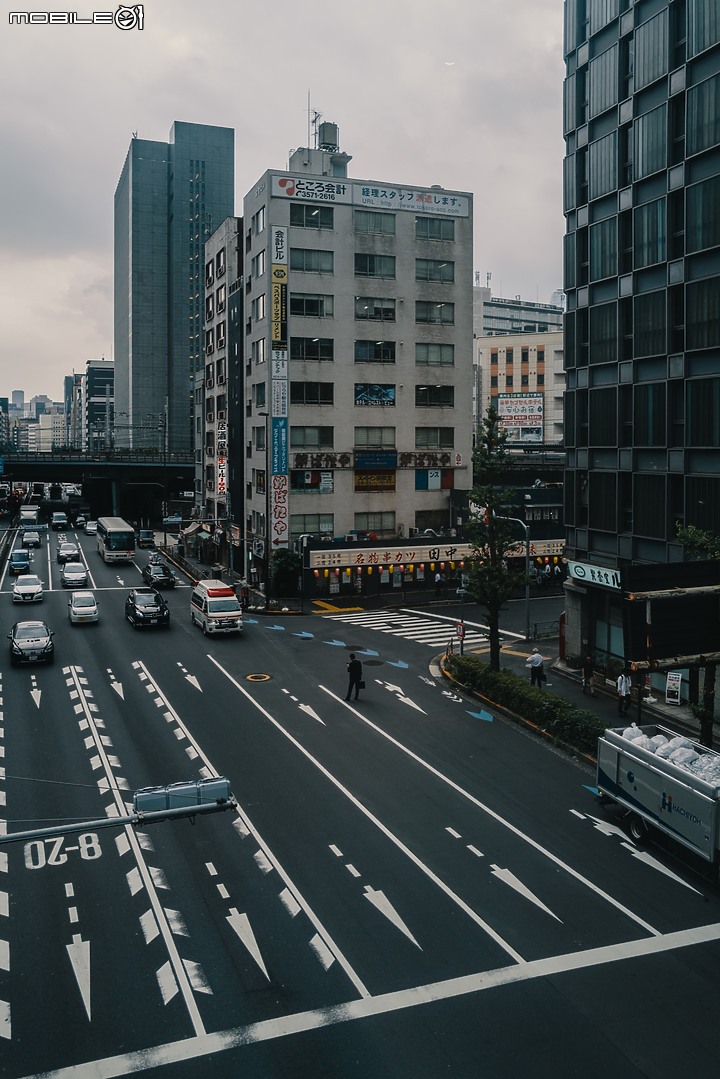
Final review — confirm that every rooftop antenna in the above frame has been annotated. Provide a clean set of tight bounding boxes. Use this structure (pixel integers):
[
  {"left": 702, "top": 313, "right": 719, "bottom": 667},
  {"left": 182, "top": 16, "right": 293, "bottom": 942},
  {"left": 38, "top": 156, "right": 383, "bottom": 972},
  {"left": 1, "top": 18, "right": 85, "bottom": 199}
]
[{"left": 311, "top": 108, "right": 322, "bottom": 149}]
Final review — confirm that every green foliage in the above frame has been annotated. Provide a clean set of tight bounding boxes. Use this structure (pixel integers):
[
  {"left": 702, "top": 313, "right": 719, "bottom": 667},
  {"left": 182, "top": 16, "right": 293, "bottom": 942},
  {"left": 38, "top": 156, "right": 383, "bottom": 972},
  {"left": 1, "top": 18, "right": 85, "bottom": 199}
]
[
  {"left": 676, "top": 523, "right": 720, "bottom": 560},
  {"left": 270, "top": 549, "right": 301, "bottom": 596},
  {"left": 447, "top": 654, "right": 607, "bottom": 755}
]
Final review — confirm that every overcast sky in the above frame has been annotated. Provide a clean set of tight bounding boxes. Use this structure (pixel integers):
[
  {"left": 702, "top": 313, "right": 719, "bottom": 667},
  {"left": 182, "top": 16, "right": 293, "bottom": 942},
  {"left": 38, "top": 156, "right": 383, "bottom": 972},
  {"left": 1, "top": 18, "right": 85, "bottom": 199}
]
[{"left": 0, "top": 0, "right": 565, "bottom": 402}]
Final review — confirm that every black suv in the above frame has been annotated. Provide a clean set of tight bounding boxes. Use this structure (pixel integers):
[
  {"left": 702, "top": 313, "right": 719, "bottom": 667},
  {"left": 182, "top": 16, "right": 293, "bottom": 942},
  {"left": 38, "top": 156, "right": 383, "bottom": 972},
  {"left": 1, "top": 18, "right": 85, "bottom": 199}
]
[
  {"left": 125, "top": 587, "right": 170, "bottom": 629},
  {"left": 141, "top": 562, "right": 176, "bottom": 589}
]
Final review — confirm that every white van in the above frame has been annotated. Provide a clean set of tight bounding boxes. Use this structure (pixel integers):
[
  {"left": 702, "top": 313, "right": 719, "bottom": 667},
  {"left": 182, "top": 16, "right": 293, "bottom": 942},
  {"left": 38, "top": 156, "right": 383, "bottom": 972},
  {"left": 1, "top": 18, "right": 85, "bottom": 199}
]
[{"left": 190, "top": 580, "right": 243, "bottom": 635}]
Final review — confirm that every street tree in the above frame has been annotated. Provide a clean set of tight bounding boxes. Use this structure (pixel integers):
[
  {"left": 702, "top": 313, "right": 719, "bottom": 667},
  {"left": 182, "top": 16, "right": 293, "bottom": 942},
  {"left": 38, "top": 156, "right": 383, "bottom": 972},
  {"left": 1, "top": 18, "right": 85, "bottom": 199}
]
[{"left": 465, "top": 407, "right": 529, "bottom": 671}]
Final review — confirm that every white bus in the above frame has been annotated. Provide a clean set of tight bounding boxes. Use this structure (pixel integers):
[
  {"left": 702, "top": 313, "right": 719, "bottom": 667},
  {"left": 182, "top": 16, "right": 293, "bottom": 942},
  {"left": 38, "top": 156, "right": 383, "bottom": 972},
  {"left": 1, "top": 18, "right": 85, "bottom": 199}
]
[{"left": 96, "top": 517, "right": 136, "bottom": 563}]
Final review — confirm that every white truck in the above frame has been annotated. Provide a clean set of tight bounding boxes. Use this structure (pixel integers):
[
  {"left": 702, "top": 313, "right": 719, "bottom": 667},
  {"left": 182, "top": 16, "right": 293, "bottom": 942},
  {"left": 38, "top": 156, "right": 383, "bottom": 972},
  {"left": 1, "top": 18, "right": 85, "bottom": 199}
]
[{"left": 596, "top": 723, "right": 720, "bottom": 872}]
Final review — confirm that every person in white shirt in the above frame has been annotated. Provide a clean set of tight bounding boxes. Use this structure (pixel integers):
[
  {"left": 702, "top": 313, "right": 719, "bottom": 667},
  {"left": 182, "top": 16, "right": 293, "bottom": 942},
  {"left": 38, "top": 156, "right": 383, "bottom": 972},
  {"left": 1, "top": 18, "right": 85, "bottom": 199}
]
[
  {"left": 616, "top": 668, "right": 632, "bottom": 715},
  {"left": 527, "top": 648, "right": 545, "bottom": 688}
]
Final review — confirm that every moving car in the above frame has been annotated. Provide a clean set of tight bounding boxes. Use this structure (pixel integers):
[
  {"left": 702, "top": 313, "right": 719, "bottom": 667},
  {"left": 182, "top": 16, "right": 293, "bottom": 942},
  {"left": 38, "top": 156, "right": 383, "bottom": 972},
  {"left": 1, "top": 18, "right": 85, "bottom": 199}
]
[
  {"left": 12, "top": 574, "right": 44, "bottom": 603},
  {"left": 162, "top": 512, "right": 183, "bottom": 526},
  {"left": 137, "top": 529, "right": 155, "bottom": 549},
  {"left": 190, "top": 580, "right": 243, "bottom": 635},
  {"left": 21, "top": 531, "right": 41, "bottom": 549},
  {"left": 8, "top": 620, "right": 54, "bottom": 666},
  {"left": 51, "top": 512, "right": 69, "bottom": 531},
  {"left": 61, "top": 562, "right": 89, "bottom": 588},
  {"left": 74, "top": 514, "right": 87, "bottom": 528},
  {"left": 141, "top": 562, "right": 176, "bottom": 589},
  {"left": 84, "top": 520, "right": 97, "bottom": 535},
  {"left": 68, "top": 590, "right": 99, "bottom": 624},
  {"left": 57, "top": 541, "right": 79, "bottom": 564},
  {"left": 8, "top": 550, "right": 31, "bottom": 575},
  {"left": 125, "top": 587, "right": 170, "bottom": 629}
]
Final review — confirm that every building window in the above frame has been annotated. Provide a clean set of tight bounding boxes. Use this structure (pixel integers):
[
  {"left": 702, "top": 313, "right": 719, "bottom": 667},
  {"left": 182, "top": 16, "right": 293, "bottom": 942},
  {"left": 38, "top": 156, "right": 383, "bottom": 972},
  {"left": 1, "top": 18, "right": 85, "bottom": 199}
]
[
  {"left": 589, "top": 302, "right": 617, "bottom": 364},
  {"left": 634, "top": 383, "right": 667, "bottom": 446},
  {"left": 634, "top": 104, "right": 667, "bottom": 179},
  {"left": 355, "top": 340, "right": 396, "bottom": 363},
  {"left": 354, "top": 209, "right": 396, "bottom": 234},
  {"left": 290, "top": 203, "right": 334, "bottom": 229},
  {"left": 355, "top": 296, "right": 396, "bottom": 321},
  {"left": 290, "top": 248, "right": 334, "bottom": 274},
  {"left": 415, "top": 258, "right": 454, "bottom": 283},
  {"left": 291, "top": 470, "right": 334, "bottom": 493},
  {"left": 416, "top": 217, "right": 455, "bottom": 241},
  {"left": 291, "top": 337, "right": 334, "bottom": 362},
  {"left": 634, "top": 10, "right": 668, "bottom": 91},
  {"left": 688, "top": 0, "right": 720, "bottom": 56},
  {"left": 415, "top": 301, "right": 454, "bottom": 324},
  {"left": 216, "top": 283, "right": 226, "bottom": 312},
  {"left": 290, "top": 426, "right": 334, "bottom": 449},
  {"left": 289, "top": 513, "right": 334, "bottom": 538},
  {"left": 588, "top": 131, "right": 617, "bottom": 200},
  {"left": 205, "top": 295, "right": 214, "bottom": 321},
  {"left": 354, "top": 384, "right": 396, "bottom": 406},
  {"left": 254, "top": 425, "right": 266, "bottom": 451},
  {"left": 205, "top": 259, "right": 214, "bottom": 286},
  {"left": 688, "top": 73, "right": 720, "bottom": 156},
  {"left": 415, "top": 343, "right": 454, "bottom": 366},
  {"left": 686, "top": 175, "right": 720, "bottom": 253},
  {"left": 290, "top": 382, "right": 334, "bottom": 405},
  {"left": 634, "top": 291, "right": 666, "bottom": 356},
  {"left": 252, "top": 338, "right": 267, "bottom": 364},
  {"left": 354, "top": 427, "right": 396, "bottom": 448},
  {"left": 251, "top": 295, "right": 266, "bottom": 321},
  {"left": 216, "top": 249, "right": 225, "bottom": 276},
  {"left": 205, "top": 329, "right": 214, "bottom": 355},
  {"left": 354, "top": 254, "right": 396, "bottom": 278},
  {"left": 251, "top": 250, "right": 265, "bottom": 278},
  {"left": 589, "top": 386, "right": 618, "bottom": 446},
  {"left": 415, "top": 427, "right": 454, "bottom": 449},
  {"left": 355, "top": 512, "right": 396, "bottom": 532},
  {"left": 415, "top": 385, "right": 454, "bottom": 407},
  {"left": 253, "top": 382, "right": 266, "bottom": 407},
  {"left": 588, "top": 44, "right": 618, "bottom": 118},
  {"left": 252, "top": 207, "right": 265, "bottom": 234},
  {"left": 589, "top": 217, "right": 618, "bottom": 280},
  {"left": 634, "top": 198, "right": 666, "bottom": 267},
  {"left": 687, "top": 378, "right": 720, "bottom": 446},
  {"left": 215, "top": 321, "right": 225, "bottom": 349},
  {"left": 290, "top": 293, "right": 334, "bottom": 318},
  {"left": 686, "top": 278, "right": 720, "bottom": 350}
]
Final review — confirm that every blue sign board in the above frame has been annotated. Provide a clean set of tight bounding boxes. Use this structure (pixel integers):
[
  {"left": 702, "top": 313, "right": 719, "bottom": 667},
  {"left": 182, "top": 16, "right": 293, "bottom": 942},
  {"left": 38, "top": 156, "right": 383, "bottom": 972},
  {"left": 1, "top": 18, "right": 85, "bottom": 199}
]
[
  {"left": 353, "top": 450, "right": 398, "bottom": 469},
  {"left": 271, "top": 417, "right": 288, "bottom": 475}
]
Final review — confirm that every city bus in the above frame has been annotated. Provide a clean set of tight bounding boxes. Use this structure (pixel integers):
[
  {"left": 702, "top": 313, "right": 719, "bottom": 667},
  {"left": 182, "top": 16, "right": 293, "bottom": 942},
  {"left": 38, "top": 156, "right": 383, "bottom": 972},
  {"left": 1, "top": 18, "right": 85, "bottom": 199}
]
[{"left": 96, "top": 517, "right": 136, "bottom": 563}]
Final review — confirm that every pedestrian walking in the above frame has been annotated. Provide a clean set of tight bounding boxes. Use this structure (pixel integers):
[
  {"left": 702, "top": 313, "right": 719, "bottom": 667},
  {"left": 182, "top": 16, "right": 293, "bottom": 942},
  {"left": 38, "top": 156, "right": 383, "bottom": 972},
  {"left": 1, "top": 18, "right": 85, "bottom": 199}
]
[
  {"left": 345, "top": 653, "right": 363, "bottom": 701},
  {"left": 434, "top": 570, "right": 443, "bottom": 597},
  {"left": 526, "top": 647, "right": 545, "bottom": 689},
  {"left": 617, "top": 667, "right": 632, "bottom": 715},
  {"left": 581, "top": 654, "right": 596, "bottom": 696}
]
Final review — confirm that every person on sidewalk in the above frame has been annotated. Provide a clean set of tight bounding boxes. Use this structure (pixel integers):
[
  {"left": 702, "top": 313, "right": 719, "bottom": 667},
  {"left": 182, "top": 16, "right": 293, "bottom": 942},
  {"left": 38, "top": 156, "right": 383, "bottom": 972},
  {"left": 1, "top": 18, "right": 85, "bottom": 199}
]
[
  {"left": 582, "top": 655, "right": 596, "bottom": 697},
  {"left": 345, "top": 653, "right": 363, "bottom": 701},
  {"left": 526, "top": 648, "right": 545, "bottom": 689},
  {"left": 617, "top": 667, "right": 633, "bottom": 715}
]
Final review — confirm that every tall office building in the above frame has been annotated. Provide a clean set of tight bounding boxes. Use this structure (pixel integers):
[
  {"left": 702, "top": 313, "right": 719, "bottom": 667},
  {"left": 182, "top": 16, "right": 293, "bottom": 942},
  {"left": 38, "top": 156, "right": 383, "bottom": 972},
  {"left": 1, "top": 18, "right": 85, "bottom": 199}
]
[
  {"left": 114, "top": 121, "right": 234, "bottom": 452},
  {"left": 562, "top": 1, "right": 720, "bottom": 663},
  {"left": 238, "top": 124, "right": 473, "bottom": 590}
]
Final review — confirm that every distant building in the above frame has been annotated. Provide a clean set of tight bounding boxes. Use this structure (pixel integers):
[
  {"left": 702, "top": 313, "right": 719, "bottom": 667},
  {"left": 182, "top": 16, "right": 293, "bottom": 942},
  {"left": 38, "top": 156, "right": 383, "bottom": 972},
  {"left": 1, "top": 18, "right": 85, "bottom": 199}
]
[
  {"left": 114, "top": 121, "right": 234, "bottom": 453},
  {"left": 474, "top": 330, "right": 564, "bottom": 446},
  {"left": 84, "top": 359, "right": 114, "bottom": 452},
  {"left": 473, "top": 286, "right": 564, "bottom": 336}
]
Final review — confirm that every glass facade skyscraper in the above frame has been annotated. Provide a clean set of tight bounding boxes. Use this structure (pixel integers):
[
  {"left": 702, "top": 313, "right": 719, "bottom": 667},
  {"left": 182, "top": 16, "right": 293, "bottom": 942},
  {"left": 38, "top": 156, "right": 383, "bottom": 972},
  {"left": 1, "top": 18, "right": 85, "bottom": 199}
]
[
  {"left": 114, "top": 121, "right": 234, "bottom": 452},
  {"left": 563, "top": 0, "right": 720, "bottom": 662}
]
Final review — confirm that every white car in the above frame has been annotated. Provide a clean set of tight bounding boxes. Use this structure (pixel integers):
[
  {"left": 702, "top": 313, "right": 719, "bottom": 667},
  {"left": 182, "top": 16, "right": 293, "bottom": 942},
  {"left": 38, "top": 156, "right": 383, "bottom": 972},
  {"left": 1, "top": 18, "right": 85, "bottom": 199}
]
[
  {"left": 12, "top": 574, "right": 44, "bottom": 603},
  {"left": 61, "top": 562, "right": 89, "bottom": 588},
  {"left": 68, "top": 590, "right": 98, "bottom": 624},
  {"left": 84, "top": 520, "right": 97, "bottom": 535}
]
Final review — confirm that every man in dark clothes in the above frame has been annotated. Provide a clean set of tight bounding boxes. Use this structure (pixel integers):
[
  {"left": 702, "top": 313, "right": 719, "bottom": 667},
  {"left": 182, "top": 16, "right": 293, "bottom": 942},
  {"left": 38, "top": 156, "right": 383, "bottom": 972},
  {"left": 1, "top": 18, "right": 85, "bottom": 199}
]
[{"left": 345, "top": 653, "right": 363, "bottom": 701}]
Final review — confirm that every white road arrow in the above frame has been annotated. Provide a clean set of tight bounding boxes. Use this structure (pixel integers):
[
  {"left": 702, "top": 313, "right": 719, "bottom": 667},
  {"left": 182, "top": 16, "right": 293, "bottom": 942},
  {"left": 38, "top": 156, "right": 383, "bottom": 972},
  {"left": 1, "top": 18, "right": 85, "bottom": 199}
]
[
  {"left": 111, "top": 681, "right": 124, "bottom": 700},
  {"left": 584, "top": 813, "right": 627, "bottom": 840},
  {"left": 397, "top": 696, "right": 427, "bottom": 714},
  {"left": 185, "top": 674, "right": 202, "bottom": 691},
  {"left": 30, "top": 688, "right": 41, "bottom": 709},
  {"left": 226, "top": 908, "right": 269, "bottom": 980},
  {"left": 384, "top": 682, "right": 405, "bottom": 694},
  {"left": 67, "top": 934, "right": 91, "bottom": 1019},
  {"left": 620, "top": 842, "right": 703, "bottom": 893},
  {"left": 363, "top": 887, "right": 421, "bottom": 948},
  {"left": 490, "top": 865, "right": 562, "bottom": 922},
  {"left": 299, "top": 704, "right": 325, "bottom": 725}
]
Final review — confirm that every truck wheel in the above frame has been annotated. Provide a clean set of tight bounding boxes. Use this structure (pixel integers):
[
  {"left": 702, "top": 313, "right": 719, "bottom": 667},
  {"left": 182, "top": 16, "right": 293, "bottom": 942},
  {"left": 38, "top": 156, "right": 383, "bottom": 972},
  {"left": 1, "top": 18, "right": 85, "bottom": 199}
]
[{"left": 628, "top": 814, "right": 648, "bottom": 843}]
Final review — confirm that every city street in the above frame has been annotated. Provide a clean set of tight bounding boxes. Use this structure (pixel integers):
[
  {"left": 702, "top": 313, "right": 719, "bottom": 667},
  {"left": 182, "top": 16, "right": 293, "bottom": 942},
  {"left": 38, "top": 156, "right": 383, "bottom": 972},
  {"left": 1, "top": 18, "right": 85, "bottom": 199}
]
[{"left": 1, "top": 530, "right": 719, "bottom": 1077}]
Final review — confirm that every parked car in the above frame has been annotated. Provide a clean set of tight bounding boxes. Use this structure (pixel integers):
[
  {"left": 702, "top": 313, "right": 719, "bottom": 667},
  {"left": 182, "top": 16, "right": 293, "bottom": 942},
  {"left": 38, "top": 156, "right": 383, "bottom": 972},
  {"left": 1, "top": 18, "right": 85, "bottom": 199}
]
[
  {"left": 141, "top": 562, "right": 176, "bottom": 589},
  {"left": 125, "top": 587, "right": 170, "bottom": 629},
  {"left": 21, "top": 531, "right": 41, "bottom": 549},
  {"left": 61, "top": 562, "right": 89, "bottom": 588},
  {"left": 84, "top": 520, "right": 98, "bottom": 535},
  {"left": 8, "top": 550, "right": 31, "bottom": 575},
  {"left": 12, "top": 574, "right": 44, "bottom": 603},
  {"left": 57, "top": 541, "right": 79, "bottom": 564},
  {"left": 68, "top": 590, "right": 99, "bottom": 624},
  {"left": 137, "top": 529, "right": 155, "bottom": 549},
  {"left": 8, "top": 620, "right": 54, "bottom": 666}
]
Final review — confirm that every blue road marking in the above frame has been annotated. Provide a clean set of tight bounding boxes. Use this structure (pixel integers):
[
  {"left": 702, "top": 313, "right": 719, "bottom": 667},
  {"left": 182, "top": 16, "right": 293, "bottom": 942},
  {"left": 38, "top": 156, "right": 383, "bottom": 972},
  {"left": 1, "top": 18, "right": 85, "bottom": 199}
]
[
  {"left": 583, "top": 784, "right": 600, "bottom": 795},
  {"left": 356, "top": 648, "right": 379, "bottom": 656},
  {"left": 266, "top": 624, "right": 286, "bottom": 632},
  {"left": 387, "top": 660, "right": 409, "bottom": 668},
  {"left": 323, "top": 639, "right": 347, "bottom": 647},
  {"left": 292, "top": 631, "right": 314, "bottom": 639},
  {"left": 467, "top": 710, "right": 494, "bottom": 723}
]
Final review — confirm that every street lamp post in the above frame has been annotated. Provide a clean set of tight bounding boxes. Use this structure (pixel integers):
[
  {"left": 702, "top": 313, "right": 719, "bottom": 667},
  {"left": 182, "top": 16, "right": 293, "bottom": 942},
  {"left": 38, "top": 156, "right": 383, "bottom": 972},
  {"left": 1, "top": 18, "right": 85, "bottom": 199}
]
[{"left": 496, "top": 515, "right": 531, "bottom": 641}]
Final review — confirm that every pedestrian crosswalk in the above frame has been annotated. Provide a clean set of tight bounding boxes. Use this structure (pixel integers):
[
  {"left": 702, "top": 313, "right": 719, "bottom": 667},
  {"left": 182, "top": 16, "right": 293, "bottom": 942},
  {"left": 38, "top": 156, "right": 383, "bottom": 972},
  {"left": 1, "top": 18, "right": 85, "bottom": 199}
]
[{"left": 322, "top": 609, "right": 491, "bottom": 649}]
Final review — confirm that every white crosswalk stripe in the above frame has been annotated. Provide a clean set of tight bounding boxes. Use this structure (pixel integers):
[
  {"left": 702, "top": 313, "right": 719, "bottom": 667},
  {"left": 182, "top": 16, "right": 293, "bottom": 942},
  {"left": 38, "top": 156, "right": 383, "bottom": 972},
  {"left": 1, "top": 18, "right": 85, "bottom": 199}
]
[{"left": 323, "top": 609, "right": 490, "bottom": 649}]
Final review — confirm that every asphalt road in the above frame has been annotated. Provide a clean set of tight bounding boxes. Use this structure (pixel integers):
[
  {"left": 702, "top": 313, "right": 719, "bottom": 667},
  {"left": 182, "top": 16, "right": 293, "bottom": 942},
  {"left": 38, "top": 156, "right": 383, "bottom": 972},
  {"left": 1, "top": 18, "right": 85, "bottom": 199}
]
[{"left": 1, "top": 529, "right": 720, "bottom": 1077}]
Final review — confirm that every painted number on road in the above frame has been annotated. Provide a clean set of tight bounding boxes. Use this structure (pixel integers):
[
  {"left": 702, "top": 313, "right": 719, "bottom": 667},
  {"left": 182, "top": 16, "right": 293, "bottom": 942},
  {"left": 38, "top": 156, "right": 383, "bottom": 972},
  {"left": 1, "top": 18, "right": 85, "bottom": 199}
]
[{"left": 24, "top": 833, "right": 102, "bottom": 869}]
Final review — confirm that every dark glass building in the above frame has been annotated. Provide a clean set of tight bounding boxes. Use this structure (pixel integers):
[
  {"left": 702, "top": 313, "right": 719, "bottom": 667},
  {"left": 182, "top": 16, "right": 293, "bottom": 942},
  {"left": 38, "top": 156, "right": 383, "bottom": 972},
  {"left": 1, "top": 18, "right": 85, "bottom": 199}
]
[{"left": 563, "top": 0, "right": 720, "bottom": 664}]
